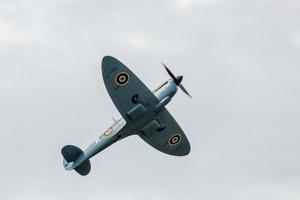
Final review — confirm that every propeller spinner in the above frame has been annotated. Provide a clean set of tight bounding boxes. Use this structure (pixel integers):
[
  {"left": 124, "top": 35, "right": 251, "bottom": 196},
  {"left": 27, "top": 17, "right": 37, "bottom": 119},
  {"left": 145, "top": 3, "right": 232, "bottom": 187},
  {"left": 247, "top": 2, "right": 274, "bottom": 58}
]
[{"left": 162, "top": 63, "right": 192, "bottom": 98}]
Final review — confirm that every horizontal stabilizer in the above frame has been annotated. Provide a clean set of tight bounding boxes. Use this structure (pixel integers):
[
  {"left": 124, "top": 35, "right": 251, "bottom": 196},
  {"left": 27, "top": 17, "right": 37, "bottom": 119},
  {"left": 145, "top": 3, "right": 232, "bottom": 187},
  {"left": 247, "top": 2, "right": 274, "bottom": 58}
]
[
  {"left": 62, "top": 145, "right": 83, "bottom": 162},
  {"left": 74, "top": 160, "right": 91, "bottom": 176},
  {"left": 61, "top": 145, "right": 91, "bottom": 176}
]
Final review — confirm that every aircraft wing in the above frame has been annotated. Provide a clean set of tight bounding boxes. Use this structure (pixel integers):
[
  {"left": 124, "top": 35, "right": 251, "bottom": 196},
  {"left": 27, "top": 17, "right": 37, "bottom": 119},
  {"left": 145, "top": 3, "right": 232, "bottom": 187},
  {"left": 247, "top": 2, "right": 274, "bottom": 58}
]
[
  {"left": 139, "top": 108, "right": 191, "bottom": 156},
  {"left": 102, "top": 56, "right": 159, "bottom": 122}
]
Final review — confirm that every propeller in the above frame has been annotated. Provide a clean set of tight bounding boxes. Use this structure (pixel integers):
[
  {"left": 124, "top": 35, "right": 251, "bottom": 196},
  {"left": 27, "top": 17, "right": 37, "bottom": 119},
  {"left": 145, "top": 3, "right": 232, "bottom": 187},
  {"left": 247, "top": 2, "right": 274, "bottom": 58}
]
[{"left": 162, "top": 63, "right": 192, "bottom": 98}]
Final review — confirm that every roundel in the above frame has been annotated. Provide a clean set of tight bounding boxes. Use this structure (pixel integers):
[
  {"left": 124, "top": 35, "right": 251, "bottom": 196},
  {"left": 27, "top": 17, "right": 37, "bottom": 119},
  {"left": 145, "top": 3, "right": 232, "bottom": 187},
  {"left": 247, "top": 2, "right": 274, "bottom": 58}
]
[
  {"left": 115, "top": 72, "right": 129, "bottom": 86},
  {"left": 169, "top": 134, "right": 181, "bottom": 146},
  {"left": 104, "top": 127, "right": 113, "bottom": 137}
]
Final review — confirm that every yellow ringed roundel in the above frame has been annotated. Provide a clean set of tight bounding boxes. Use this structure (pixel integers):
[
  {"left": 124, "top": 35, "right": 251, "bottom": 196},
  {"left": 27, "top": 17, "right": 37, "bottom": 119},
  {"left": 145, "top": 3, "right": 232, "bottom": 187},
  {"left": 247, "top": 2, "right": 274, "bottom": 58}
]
[
  {"left": 168, "top": 134, "right": 181, "bottom": 146},
  {"left": 104, "top": 127, "right": 113, "bottom": 137},
  {"left": 115, "top": 72, "right": 129, "bottom": 86}
]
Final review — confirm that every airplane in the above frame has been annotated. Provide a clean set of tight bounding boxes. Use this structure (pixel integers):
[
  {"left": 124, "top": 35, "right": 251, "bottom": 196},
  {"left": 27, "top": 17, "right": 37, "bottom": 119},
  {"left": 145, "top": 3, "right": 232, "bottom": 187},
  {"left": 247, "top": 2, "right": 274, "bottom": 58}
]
[{"left": 61, "top": 56, "right": 191, "bottom": 176}]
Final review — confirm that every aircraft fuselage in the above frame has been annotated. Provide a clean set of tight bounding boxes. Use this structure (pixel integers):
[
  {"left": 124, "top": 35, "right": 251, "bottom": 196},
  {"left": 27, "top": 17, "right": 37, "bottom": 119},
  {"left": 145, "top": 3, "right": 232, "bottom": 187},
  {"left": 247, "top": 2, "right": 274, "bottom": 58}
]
[{"left": 67, "top": 79, "right": 178, "bottom": 170}]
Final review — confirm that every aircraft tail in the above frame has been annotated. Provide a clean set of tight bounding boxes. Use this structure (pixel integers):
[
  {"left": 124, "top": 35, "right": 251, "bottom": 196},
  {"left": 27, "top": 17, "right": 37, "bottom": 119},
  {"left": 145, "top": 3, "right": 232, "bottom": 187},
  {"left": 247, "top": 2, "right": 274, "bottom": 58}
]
[{"left": 61, "top": 145, "right": 91, "bottom": 176}]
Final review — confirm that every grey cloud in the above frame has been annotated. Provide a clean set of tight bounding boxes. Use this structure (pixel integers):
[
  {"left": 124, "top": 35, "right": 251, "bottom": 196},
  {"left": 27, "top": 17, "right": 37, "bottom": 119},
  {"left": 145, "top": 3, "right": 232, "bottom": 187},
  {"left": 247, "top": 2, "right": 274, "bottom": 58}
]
[{"left": 0, "top": 0, "right": 299, "bottom": 199}]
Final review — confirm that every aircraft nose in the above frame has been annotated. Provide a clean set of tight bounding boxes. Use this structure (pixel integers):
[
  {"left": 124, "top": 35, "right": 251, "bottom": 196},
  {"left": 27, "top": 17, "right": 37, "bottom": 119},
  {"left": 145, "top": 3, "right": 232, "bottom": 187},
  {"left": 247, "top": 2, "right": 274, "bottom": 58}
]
[{"left": 175, "top": 76, "right": 183, "bottom": 85}]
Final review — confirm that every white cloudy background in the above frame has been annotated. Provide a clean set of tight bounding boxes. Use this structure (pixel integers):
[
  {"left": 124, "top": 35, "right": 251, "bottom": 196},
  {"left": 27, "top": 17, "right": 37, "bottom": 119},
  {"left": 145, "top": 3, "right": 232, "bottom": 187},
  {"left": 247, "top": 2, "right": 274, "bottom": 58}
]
[{"left": 1, "top": 0, "right": 300, "bottom": 199}]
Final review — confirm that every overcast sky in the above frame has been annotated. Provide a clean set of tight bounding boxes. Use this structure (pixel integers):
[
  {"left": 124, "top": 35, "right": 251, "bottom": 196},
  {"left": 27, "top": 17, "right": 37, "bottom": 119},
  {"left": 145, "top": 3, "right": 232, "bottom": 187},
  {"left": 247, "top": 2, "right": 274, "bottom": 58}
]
[{"left": 1, "top": 0, "right": 300, "bottom": 199}]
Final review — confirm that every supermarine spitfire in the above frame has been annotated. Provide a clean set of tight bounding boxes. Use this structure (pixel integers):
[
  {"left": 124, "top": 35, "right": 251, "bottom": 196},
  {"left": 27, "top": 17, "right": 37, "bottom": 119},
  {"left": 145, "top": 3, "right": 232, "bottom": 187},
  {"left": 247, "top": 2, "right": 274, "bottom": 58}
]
[{"left": 61, "top": 56, "right": 191, "bottom": 176}]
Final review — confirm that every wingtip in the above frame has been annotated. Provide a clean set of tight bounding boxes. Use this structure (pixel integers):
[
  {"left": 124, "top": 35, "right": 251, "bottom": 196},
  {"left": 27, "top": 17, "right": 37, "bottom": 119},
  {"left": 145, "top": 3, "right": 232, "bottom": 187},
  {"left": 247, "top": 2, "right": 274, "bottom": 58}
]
[
  {"left": 101, "top": 56, "right": 120, "bottom": 73},
  {"left": 102, "top": 55, "right": 115, "bottom": 62}
]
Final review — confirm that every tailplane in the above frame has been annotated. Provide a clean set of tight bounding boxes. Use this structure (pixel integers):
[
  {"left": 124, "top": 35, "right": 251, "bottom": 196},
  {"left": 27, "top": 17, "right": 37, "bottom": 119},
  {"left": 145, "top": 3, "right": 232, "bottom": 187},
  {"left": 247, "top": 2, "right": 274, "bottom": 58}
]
[{"left": 61, "top": 145, "right": 91, "bottom": 176}]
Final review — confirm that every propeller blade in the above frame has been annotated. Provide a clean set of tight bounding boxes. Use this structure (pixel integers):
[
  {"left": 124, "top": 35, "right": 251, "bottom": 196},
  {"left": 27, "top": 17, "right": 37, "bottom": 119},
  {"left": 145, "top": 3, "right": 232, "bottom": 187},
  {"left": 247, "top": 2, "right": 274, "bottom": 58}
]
[
  {"left": 162, "top": 63, "right": 176, "bottom": 81},
  {"left": 162, "top": 62, "right": 192, "bottom": 98},
  {"left": 179, "top": 84, "right": 192, "bottom": 98}
]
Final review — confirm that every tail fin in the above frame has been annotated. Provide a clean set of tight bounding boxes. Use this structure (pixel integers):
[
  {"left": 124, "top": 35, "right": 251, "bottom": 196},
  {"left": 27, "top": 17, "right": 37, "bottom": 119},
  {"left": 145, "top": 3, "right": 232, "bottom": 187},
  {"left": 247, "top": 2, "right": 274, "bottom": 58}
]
[{"left": 61, "top": 145, "right": 91, "bottom": 176}]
